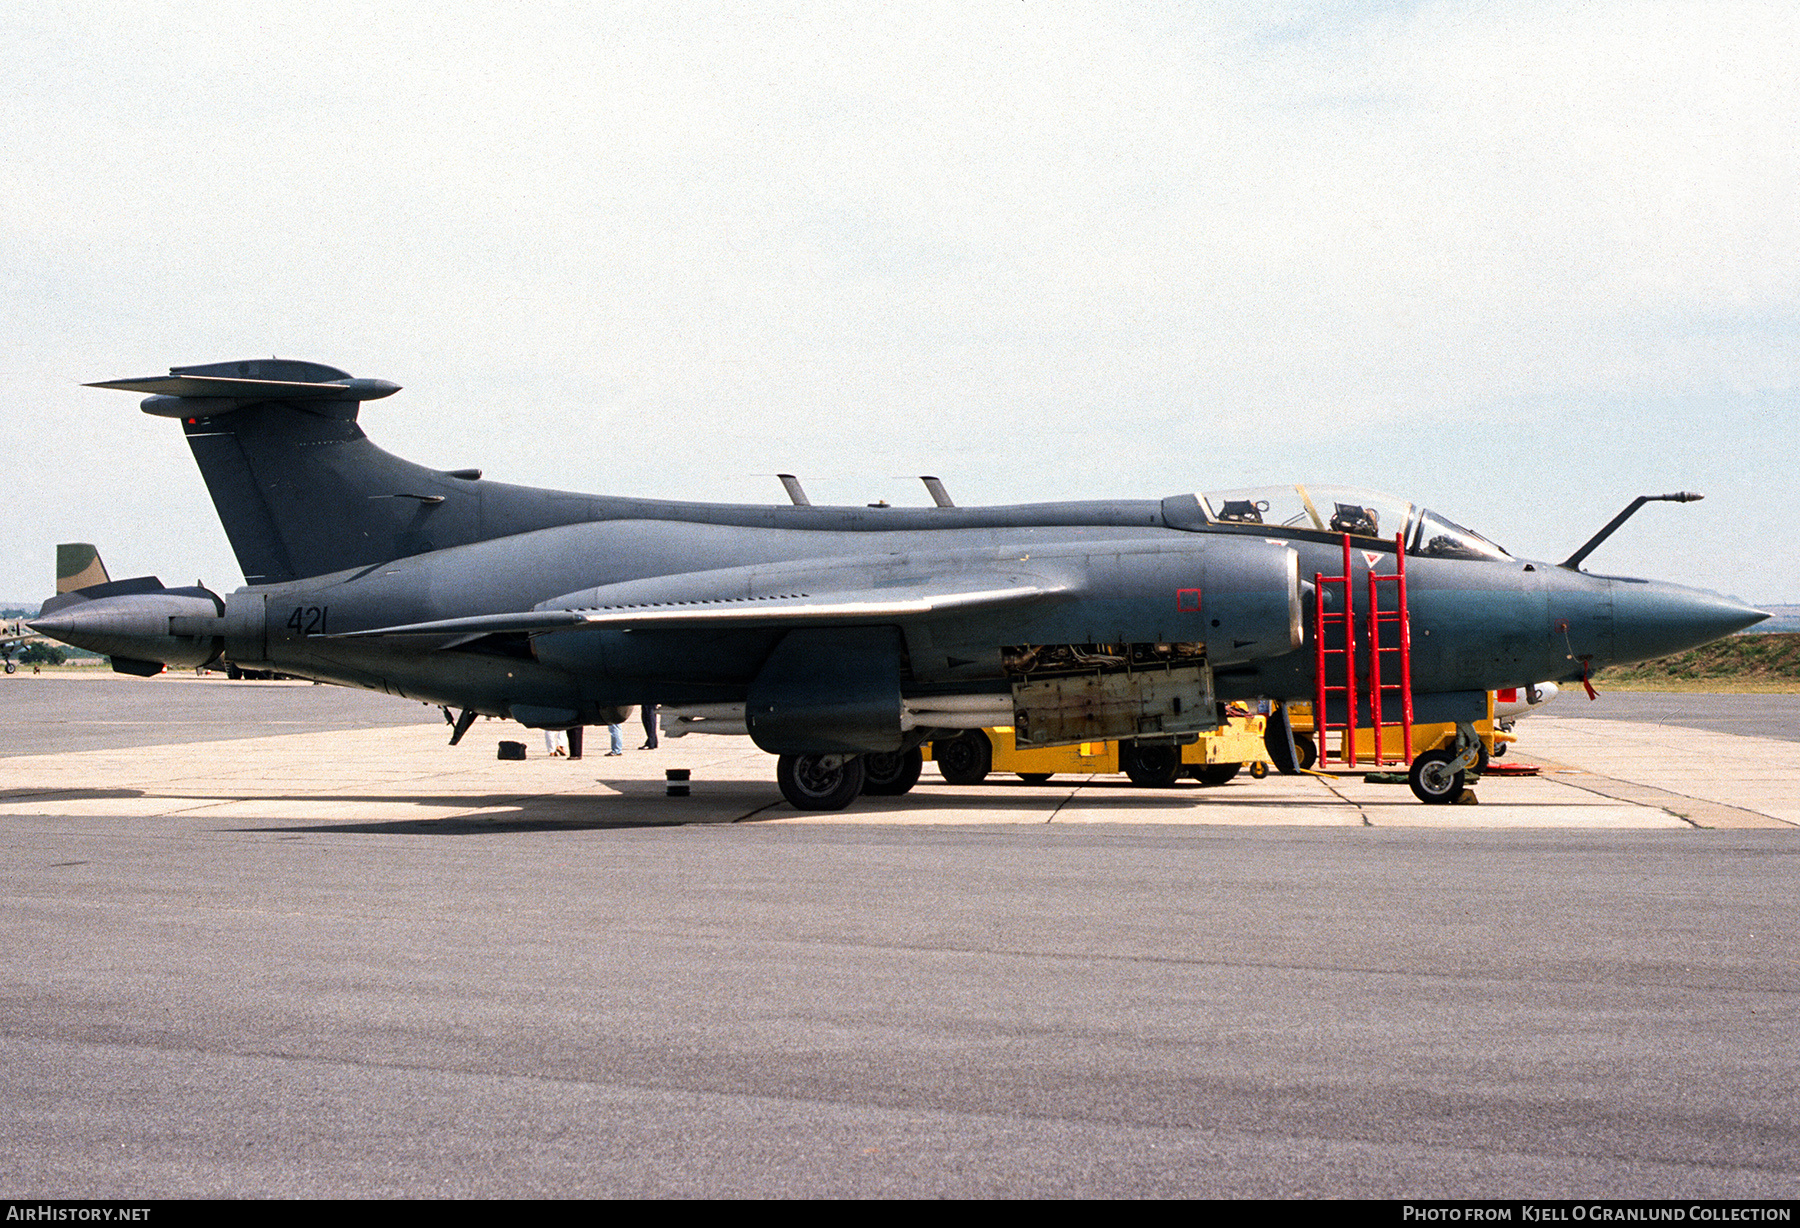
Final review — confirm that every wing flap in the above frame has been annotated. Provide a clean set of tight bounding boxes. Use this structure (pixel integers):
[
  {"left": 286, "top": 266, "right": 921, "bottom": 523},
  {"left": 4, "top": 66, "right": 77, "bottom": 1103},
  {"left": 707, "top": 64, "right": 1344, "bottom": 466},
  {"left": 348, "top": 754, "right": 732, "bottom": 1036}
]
[{"left": 329, "top": 584, "right": 1062, "bottom": 640}]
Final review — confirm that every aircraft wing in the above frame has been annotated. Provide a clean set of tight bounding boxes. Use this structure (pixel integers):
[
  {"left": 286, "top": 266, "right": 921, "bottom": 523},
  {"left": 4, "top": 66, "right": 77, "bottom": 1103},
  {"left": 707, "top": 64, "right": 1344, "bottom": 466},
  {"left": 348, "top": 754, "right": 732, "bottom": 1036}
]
[{"left": 329, "top": 583, "right": 1066, "bottom": 641}]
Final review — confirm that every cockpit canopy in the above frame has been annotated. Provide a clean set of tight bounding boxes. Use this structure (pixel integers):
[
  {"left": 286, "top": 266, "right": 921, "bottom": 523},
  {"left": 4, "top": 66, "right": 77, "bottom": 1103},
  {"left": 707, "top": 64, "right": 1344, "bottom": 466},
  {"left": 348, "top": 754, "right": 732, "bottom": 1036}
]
[{"left": 1192, "top": 484, "right": 1512, "bottom": 561}]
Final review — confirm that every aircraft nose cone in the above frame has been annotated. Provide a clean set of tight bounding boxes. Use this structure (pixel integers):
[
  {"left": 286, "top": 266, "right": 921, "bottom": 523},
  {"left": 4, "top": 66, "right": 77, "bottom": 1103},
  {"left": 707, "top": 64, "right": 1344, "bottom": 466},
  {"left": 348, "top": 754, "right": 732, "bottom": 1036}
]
[
  {"left": 29, "top": 606, "right": 125, "bottom": 655},
  {"left": 28, "top": 589, "right": 222, "bottom": 670},
  {"left": 1610, "top": 581, "right": 1768, "bottom": 665},
  {"left": 26, "top": 612, "right": 79, "bottom": 642}
]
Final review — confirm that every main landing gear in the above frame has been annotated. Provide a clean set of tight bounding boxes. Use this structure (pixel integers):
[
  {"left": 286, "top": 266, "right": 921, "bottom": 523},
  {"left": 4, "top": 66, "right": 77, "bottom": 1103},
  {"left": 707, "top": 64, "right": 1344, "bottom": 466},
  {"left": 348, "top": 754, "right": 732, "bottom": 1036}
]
[
  {"left": 776, "top": 754, "right": 866, "bottom": 811},
  {"left": 777, "top": 746, "right": 925, "bottom": 810},
  {"left": 860, "top": 747, "right": 923, "bottom": 796}
]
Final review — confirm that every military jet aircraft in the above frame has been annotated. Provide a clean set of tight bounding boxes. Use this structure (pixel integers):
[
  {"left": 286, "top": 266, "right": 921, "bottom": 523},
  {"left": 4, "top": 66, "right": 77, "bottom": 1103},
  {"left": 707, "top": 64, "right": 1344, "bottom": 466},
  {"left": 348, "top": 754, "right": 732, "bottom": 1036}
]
[
  {"left": 1, "top": 627, "right": 28, "bottom": 674},
  {"left": 2, "top": 557, "right": 83, "bottom": 673},
  {"left": 33, "top": 358, "right": 1767, "bottom": 809}
]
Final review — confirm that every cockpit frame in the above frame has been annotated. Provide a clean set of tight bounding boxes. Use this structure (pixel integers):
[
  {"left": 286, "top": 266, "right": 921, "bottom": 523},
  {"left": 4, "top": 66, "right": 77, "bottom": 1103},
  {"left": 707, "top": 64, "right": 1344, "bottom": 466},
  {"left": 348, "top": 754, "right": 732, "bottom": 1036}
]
[{"left": 1173, "top": 484, "right": 1513, "bottom": 562}]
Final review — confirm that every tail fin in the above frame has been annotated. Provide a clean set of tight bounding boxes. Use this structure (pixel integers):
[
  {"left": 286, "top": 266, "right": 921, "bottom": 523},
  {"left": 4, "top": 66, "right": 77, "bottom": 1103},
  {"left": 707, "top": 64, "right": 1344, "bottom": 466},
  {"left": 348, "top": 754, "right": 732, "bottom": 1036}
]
[
  {"left": 42, "top": 543, "right": 191, "bottom": 618},
  {"left": 89, "top": 359, "right": 598, "bottom": 585},
  {"left": 57, "top": 543, "right": 110, "bottom": 593}
]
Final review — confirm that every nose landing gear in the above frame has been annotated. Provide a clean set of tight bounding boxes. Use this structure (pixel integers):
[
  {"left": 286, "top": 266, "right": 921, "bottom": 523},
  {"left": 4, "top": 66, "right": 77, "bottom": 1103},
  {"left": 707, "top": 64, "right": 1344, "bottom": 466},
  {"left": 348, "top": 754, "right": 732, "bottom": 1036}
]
[{"left": 1408, "top": 722, "right": 1483, "bottom": 804}]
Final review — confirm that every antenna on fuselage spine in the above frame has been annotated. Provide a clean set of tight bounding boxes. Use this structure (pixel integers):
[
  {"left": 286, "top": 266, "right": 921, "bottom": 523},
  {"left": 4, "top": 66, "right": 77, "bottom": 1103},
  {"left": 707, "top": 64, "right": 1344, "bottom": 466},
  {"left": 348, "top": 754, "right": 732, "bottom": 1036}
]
[{"left": 777, "top": 474, "right": 811, "bottom": 506}]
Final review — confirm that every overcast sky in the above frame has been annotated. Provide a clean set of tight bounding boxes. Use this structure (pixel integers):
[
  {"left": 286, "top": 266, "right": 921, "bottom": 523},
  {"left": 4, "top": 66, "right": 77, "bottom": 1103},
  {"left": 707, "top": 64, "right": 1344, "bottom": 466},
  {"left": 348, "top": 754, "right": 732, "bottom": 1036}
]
[{"left": 4, "top": 0, "right": 1795, "bottom": 603}]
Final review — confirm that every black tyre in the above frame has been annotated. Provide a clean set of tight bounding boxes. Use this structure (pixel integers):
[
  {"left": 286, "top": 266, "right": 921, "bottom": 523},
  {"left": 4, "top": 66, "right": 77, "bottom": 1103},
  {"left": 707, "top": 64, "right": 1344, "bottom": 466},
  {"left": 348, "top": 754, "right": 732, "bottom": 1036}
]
[
  {"left": 1122, "top": 742, "right": 1183, "bottom": 787},
  {"left": 1408, "top": 750, "right": 1465, "bottom": 804},
  {"left": 1264, "top": 709, "right": 1317, "bottom": 774},
  {"left": 1249, "top": 760, "right": 1269, "bottom": 779},
  {"left": 934, "top": 730, "right": 993, "bottom": 785},
  {"left": 1292, "top": 734, "right": 1318, "bottom": 771},
  {"left": 861, "top": 747, "right": 923, "bottom": 795},
  {"left": 1018, "top": 773, "right": 1053, "bottom": 785},
  {"left": 777, "top": 753, "right": 866, "bottom": 811},
  {"left": 1192, "top": 762, "right": 1242, "bottom": 786}
]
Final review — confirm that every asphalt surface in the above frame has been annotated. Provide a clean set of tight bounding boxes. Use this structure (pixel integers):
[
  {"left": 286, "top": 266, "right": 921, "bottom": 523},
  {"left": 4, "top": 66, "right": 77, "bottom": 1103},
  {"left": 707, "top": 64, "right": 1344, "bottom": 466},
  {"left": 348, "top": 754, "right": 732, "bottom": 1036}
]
[
  {"left": 1567, "top": 690, "right": 1800, "bottom": 742},
  {"left": 0, "top": 671, "right": 442, "bottom": 756},
  {"left": 2, "top": 675, "right": 1797, "bottom": 1198}
]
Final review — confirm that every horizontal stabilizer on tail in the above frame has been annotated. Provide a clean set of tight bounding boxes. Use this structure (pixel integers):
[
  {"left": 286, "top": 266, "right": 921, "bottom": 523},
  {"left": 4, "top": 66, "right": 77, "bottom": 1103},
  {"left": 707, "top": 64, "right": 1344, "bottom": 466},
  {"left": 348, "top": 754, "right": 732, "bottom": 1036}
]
[
  {"left": 90, "top": 374, "right": 401, "bottom": 403},
  {"left": 88, "top": 358, "right": 400, "bottom": 419}
]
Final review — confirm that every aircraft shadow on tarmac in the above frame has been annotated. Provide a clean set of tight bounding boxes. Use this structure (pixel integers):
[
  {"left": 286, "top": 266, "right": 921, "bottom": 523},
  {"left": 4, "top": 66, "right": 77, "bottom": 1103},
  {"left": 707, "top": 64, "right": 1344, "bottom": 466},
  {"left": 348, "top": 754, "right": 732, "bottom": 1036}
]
[
  {"left": 213, "top": 775, "right": 1364, "bottom": 836},
  {"left": 3, "top": 775, "right": 1532, "bottom": 834},
  {"left": 1, "top": 787, "right": 147, "bottom": 802},
  {"left": 255, "top": 815, "right": 697, "bottom": 834}
]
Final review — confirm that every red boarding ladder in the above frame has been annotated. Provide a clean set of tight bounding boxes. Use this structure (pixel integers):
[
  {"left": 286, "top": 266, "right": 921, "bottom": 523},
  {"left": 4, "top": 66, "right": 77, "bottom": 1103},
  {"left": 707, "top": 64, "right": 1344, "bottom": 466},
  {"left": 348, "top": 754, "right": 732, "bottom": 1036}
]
[
  {"left": 1312, "top": 534, "right": 1358, "bottom": 767},
  {"left": 1366, "top": 533, "right": 1415, "bottom": 766}
]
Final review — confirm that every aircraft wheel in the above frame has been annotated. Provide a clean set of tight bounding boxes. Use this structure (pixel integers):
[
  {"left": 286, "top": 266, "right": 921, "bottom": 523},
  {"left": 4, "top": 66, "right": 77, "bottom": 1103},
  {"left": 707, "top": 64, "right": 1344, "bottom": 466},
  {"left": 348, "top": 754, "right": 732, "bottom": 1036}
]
[
  {"left": 1492, "top": 741, "right": 1508, "bottom": 759},
  {"left": 1192, "top": 762, "right": 1241, "bottom": 786},
  {"left": 3, "top": 662, "right": 14, "bottom": 675},
  {"left": 1122, "top": 743, "right": 1183, "bottom": 787},
  {"left": 1408, "top": 750, "right": 1465, "bottom": 804},
  {"left": 1264, "top": 714, "right": 1318, "bottom": 774},
  {"left": 1018, "top": 773, "right": 1053, "bottom": 785},
  {"left": 1264, "top": 711, "right": 1297, "bottom": 774},
  {"left": 935, "top": 730, "right": 992, "bottom": 785},
  {"left": 778, "top": 753, "right": 866, "bottom": 811},
  {"left": 1474, "top": 742, "right": 1491, "bottom": 774},
  {"left": 1293, "top": 734, "right": 1317, "bottom": 771},
  {"left": 861, "top": 747, "right": 923, "bottom": 795}
]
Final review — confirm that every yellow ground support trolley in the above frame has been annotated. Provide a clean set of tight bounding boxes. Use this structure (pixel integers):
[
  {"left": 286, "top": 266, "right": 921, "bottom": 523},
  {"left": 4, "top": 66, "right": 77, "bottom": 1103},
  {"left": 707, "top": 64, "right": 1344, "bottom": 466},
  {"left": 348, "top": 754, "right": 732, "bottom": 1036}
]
[
  {"left": 1283, "top": 696, "right": 1512, "bottom": 772},
  {"left": 926, "top": 696, "right": 1517, "bottom": 787},
  {"left": 925, "top": 709, "right": 1271, "bottom": 788}
]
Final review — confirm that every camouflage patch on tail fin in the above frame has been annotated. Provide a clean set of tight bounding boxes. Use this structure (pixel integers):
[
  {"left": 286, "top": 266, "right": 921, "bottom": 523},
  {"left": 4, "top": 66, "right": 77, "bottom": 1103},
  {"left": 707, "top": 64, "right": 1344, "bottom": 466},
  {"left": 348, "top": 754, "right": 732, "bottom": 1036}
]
[{"left": 56, "top": 543, "right": 109, "bottom": 594}]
